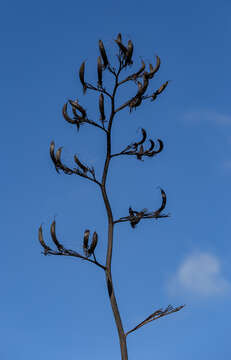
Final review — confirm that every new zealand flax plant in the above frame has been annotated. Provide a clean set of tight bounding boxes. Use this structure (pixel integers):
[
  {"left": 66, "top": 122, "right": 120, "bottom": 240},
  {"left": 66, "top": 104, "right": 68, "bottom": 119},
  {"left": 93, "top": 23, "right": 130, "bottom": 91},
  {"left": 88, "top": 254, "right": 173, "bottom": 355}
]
[{"left": 38, "top": 33, "right": 184, "bottom": 360}]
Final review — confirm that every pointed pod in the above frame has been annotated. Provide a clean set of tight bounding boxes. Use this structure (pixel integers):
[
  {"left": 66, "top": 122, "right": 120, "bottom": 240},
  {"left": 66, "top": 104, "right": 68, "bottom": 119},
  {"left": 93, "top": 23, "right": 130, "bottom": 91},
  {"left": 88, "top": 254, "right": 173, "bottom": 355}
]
[
  {"left": 50, "top": 220, "right": 64, "bottom": 251},
  {"left": 50, "top": 141, "right": 56, "bottom": 165},
  {"left": 38, "top": 225, "right": 51, "bottom": 251},
  {"left": 148, "top": 55, "right": 161, "bottom": 79},
  {"left": 74, "top": 154, "right": 88, "bottom": 174},
  {"left": 158, "top": 188, "right": 167, "bottom": 212},
  {"left": 114, "top": 39, "right": 127, "bottom": 56},
  {"left": 132, "top": 60, "right": 145, "bottom": 79},
  {"left": 116, "top": 33, "right": 122, "bottom": 42},
  {"left": 69, "top": 100, "right": 86, "bottom": 118},
  {"left": 55, "top": 146, "right": 63, "bottom": 164},
  {"left": 148, "top": 139, "right": 155, "bottom": 152},
  {"left": 125, "top": 40, "right": 133, "bottom": 65},
  {"left": 62, "top": 103, "right": 76, "bottom": 124},
  {"left": 137, "top": 73, "right": 149, "bottom": 96},
  {"left": 79, "top": 61, "right": 87, "bottom": 94},
  {"left": 136, "top": 128, "right": 147, "bottom": 146},
  {"left": 97, "top": 56, "right": 103, "bottom": 87},
  {"left": 88, "top": 231, "right": 98, "bottom": 255},
  {"left": 157, "top": 81, "right": 169, "bottom": 94},
  {"left": 99, "top": 93, "right": 105, "bottom": 123},
  {"left": 83, "top": 229, "right": 90, "bottom": 255},
  {"left": 99, "top": 40, "right": 108, "bottom": 68}
]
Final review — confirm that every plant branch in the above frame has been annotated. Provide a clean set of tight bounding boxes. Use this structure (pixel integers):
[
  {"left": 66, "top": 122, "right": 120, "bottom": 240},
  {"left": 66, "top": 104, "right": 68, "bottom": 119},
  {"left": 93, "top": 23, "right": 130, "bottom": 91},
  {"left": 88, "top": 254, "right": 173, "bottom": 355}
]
[
  {"left": 43, "top": 249, "right": 106, "bottom": 270},
  {"left": 125, "top": 305, "right": 185, "bottom": 337}
]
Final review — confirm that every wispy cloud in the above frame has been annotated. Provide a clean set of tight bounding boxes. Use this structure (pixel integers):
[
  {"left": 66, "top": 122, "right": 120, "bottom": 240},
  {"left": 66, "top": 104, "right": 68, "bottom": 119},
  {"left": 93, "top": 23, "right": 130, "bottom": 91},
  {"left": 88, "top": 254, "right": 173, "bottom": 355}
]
[
  {"left": 168, "top": 252, "right": 230, "bottom": 296},
  {"left": 183, "top": 110, "right": 231, "bottom": 125}
]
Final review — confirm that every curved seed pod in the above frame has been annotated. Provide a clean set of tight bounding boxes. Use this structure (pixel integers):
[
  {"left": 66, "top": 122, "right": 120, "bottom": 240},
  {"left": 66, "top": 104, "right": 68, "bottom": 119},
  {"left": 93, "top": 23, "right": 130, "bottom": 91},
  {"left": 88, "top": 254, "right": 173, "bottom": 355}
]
[
  {"left": 83, "top": 229, "right": 90, "bottom": 256},
  {"left": 38, "top": 225, "right": 51, "bottom": 251},
  {"left": 125, "top": 40, "right": 133, "bottom": 65},
  {"left": 148, "top": 55, "right": 161, "bottom": 79},
  {"left": 129, "top": 96, "right": 142, "bottom": 112},
  {"left": 74, "top": 154, "right": 88, "bottom": 174},
  {"left": 116, "top": 33, "right": 122, "bottom": 42},
  {"left": 50, "top": 141, "right": 56, "bottom": 165},
  {"left": 132, "top": 60, "right": 145, "bottom": 79},
  {"left": 157, "top": 81, "right": 169, "bottom": 94},
  {"left": 50, "top": 141, "right": 60, "bottom": 173},
  {"left": 99, "top": 40, "right": 108, "bottom": 68},
  {"left": 134, "top": 128, "right": 147, "bottom": 147},
  {"left": 115, "top": 39, "right": 127, "bottom": 56},
  {"left": 88, "top": 231, "right": 98, "bottom": 255},
  {"left": 156, "top": 188, "right": 167, "bottom": 213},
  {"left": 62, "top": 103, "right": 76, "bottom": 124},
  {"left": 156, "top": 139, "right": 164, "bottom": 153},
  {"left": 97, "top": 56, "right": 103, "bottom": 87},
  {"left": 69, "top": 100, "right": 86, "bottom": 118},
  {"left": 50, "top": 220, "right": 63, "bottom": 251},
  {"left": 79, "top": 61, "right": 87, "bottom": 94},
  {"left": 137, "top": 74, "right": 149, "bottom": 96},
  {"left": 99, "top": 93, "right": 105, "bottom": 122},
  {"left": 147, "top": 139, "right": 163, "bottom": 157},
  {"left": 55, "top": 147, "right": 63, "bottom": 164},
  {"left": 147, "top": 139, "right": 155, "bottom": 152}
]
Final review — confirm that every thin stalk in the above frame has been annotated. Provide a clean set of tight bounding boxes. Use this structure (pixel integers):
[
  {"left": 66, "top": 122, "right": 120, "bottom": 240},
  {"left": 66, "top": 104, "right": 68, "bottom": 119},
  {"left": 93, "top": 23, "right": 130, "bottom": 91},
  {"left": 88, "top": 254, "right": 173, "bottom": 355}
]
[{"left": 100, "top": 69, "right": 128, "bottom": 360}]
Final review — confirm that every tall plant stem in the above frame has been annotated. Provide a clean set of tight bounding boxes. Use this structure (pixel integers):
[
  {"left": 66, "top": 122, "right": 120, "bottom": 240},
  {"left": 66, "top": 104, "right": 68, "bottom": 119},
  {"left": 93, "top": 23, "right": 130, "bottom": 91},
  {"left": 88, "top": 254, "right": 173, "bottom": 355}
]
[{"left": 100, "top": 75, "right": 128, "bottom": 360}]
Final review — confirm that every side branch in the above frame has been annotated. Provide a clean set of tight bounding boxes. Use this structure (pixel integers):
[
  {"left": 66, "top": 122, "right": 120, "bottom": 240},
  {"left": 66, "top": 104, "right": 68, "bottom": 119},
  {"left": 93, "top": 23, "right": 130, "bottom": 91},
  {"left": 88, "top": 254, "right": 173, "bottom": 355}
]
[
  {"left": 38, "top": 223, "right": 106, "bottom": 271},
  {"left": 125, "top": 305, "right": 185, "bottom": 337}
]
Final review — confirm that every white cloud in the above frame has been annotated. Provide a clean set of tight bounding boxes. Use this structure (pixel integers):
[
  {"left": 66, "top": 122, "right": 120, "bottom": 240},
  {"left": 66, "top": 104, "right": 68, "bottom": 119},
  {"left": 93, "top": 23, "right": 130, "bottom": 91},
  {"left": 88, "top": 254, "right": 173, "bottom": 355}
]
[
  {"left": 168, "top": 252, "right": 230, "bottom": 296},
  {"left": 183, "top": 110, "right": 231, "bottom": 125}
]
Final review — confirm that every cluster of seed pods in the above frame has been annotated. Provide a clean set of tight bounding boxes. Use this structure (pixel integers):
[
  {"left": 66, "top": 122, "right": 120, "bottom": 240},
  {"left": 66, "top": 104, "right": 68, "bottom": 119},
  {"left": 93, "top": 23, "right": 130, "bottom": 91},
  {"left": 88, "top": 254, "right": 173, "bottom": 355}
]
[
  {"left": 120, "top": 188, "right": 167, "bottom": 228},
  {"left": 119, "top": 128, "right": 163, "bottom": 160},
  {"left": 39, "top": 220, "right": 98, "bottom": 259},
  {"left": 49, "top": 141, "right": 95, "bottom": 179}
]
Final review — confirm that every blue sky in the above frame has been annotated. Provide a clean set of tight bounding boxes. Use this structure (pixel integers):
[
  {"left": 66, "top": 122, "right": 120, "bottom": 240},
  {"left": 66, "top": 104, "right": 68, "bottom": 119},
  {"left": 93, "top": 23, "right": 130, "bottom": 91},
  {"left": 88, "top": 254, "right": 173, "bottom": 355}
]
[{"left": 1, "top": 0, "right": 231, "bottom": 359}]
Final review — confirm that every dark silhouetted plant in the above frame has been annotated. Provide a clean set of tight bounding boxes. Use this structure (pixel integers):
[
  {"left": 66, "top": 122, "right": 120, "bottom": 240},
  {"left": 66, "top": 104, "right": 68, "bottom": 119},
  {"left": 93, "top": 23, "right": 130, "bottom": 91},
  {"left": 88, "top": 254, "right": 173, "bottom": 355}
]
[{"left": 39, "top": 33, "right": 184, "bottom": 360}]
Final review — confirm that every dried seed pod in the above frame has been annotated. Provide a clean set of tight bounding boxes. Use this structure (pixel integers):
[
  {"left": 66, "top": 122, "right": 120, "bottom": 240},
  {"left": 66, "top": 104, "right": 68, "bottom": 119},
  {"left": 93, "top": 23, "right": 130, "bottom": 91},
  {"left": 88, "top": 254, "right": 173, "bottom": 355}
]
[
  {"left": 38, "top": 225, "right": 51, "bottom": 251},
  {"left": 151, "top": 81, "right": 169, "bottom": 102},
  {"left": 55, "top": 147, "right": 63, "bottom": 164},
  {"left": 83, "top": 229, "right": 90, "bottom": 256},
  {"left": 50, "top": 141, "right": 60, "bottom": 173},
  {"left": 137, "top": 74, "right": 149, "bottom": 97},
  {"left": 138, "top": 128, "right": 147, "bottom": 145},
  {"left": 69, "top": 100, "right": 86, "bottom": 118},
  {"left": 157, "top": 81, "right": 169, "bottom": 94},
  {"left": 148, "top": 55, "right": 161, "bottom": 79},
  {"left": 79, "top": 61, "right": 87, "bottom": 94},
  {"left": 74, "top": 154, "right": 88, "bottom": 174},
  {"left": 114, "top": 38, "right": 127, "bottom": 56},
  {"left": 156, "top": 139, "right": 164, "bottom": 153},
  {"left": 88, "top": 231, "right": 98, "bottom": 255},
  {"left": 50, "top": 141, "right": 56, "bottom": 165},
  {"left": 99, "top": 40, "right": 108, "bottom": 68},
  {"left": 50, "top": 220, "right": 63, "bottom": 251},
  {"left": 125, "top": 40, "right": 133, "bottom": 65},
  {"left": 62, "top": 103, "right": 76, "bottom": 124},
  {"left": 157, "top": 188, "right": 167, "bottom": 213},
  {"left": 116, "top": 33, "right": 122, "bottom": 42},
  {"left": 97, "top": 56, "right": 103, "bottom": 87},
  {"left": 99, "top": 93, "right": 105, "bottom": 122},
  {"left": 147, "top": 139, "right": 155, "bottom": 152},
  {"left": 132, "top": 60, "right": 145, "bottom": 79},
  {"left": 129, "top": 96, "right": 142, "bottom": 112}
]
